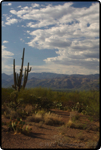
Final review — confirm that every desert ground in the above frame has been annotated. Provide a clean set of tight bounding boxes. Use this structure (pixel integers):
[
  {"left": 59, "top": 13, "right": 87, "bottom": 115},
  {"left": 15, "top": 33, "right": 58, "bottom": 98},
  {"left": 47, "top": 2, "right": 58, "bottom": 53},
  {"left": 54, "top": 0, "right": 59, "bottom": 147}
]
[{"left": 2, "top": 108, "right": 100, "bottom": 149}]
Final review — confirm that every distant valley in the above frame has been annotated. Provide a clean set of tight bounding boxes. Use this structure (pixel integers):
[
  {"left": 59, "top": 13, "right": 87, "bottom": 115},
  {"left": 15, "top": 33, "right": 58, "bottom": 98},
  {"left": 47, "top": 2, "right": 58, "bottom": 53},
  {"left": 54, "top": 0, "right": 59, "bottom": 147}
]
[{"left": 2, "top": 72, "right": 99, "bottom": 91}]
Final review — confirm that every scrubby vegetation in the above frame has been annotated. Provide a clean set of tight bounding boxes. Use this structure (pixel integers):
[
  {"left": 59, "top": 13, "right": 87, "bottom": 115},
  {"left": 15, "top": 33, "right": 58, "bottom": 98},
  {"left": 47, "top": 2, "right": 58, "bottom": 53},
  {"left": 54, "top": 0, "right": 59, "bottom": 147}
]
[
  {"left": 2, "top": 87, "right": 99, "bottom": 148},
  {"left": 2, "top": 87, "right": 99, "bottom": 121}
]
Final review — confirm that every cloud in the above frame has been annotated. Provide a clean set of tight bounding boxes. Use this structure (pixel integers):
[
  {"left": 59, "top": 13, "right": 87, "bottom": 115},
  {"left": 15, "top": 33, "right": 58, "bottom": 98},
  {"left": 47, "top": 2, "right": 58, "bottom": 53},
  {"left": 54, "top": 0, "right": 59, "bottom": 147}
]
[
  {"left": 2, "top": 45, "right": 14, "bottom": 74},
  {"left": 5, "top": 18, "right": 18, "bottom": 25},
  {"left": 30, "top": 63, "right": 98, "bottom": 75},
  {"left": 3, "top": 40, "right": 9, "bottom": 43},
  {"left": 2, "top": 45, "right": 14, "bottom": 58},
  {"left": 10, "top": 8, "right": 30, "bottom": 18},
  {"left": 26, "top": 30, "right": 30, "bottom": 33},
  {"left": 3, "top": 3, "right": 12, "bottom": 6},
  {"left": 21, "top": 25, "right": 26, "bottom": 27},
  {"left": 10, "top": 2, "right": 73, "bottom": 21},
  {"left": 8, "top": 3, "right": 12, "bottom": 6},
  {"left": 3, "top": 2, "right": 99, "bottom": 74},
  {"left": 31, "top": 3, "right": 40, "bottom": 8},
  {"left": 23, "top": 6, "right": 29, "bottom": 9},
  {"left": 17, "top": 5, "right": 21, "bottom": 8},
  {"left": 20, "top": 38, "right": 24, "bottom": 42}
]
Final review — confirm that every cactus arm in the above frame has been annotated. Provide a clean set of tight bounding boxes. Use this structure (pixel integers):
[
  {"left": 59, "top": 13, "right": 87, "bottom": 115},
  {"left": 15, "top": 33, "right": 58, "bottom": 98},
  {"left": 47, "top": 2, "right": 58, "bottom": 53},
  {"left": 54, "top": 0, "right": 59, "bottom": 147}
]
[
  {"left": 20, "top": 48, "right": 25, "bottom": 74},
  {"left": 22, "top": 62, "right": 32, "bottom": 89},
  {"left": 18, "top": 48, "right": 25, "bottom": 90},
  {"left": 12, "top": 59, "right": 17, "bottom": 90}
]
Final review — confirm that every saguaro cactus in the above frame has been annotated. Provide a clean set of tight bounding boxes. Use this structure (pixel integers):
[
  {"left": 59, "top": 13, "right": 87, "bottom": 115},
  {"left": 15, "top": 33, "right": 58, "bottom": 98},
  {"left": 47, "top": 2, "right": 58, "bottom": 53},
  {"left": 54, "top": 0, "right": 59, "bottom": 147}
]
[{"left": 12, "top": 48, "right": 32, "bottom": 91}]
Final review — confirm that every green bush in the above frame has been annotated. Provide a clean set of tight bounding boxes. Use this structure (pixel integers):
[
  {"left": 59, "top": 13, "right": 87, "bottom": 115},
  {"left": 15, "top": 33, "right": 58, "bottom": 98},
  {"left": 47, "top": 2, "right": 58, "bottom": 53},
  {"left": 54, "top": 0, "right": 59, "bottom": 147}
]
[{"left": 17, "top": 89, "right": 37, "bottom": 105}]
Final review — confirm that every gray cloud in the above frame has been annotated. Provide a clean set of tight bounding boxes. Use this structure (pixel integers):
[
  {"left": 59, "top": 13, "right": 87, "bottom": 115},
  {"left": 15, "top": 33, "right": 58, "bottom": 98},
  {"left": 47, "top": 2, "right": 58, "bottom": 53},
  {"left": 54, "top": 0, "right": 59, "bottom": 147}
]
[
  {"left": 84, "top": 53, "right": 99, "bottom": 59},
  {"left": 49, "top": 57, "right": 99, "bottom": 70}
]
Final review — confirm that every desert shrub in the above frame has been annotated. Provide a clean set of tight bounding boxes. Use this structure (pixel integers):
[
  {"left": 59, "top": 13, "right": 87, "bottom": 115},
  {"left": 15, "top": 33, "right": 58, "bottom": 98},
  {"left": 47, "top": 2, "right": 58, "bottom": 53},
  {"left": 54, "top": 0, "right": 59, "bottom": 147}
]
[
  {"left": 78, "top": 90, "right": 99, "bottom": 120},
  {"left": 61, "top": 90, "right": 99, "bottom": 119},
  {"left": 64, "top": 100, "right": 76, "bottom": 111},
  {"left": 31, "top": 87, "right": 49, "bottom": 97},
  {"left": 85, "top": 100, "right": 99, "bottom": 121},
  {"left": 15, "top": 109, "right": 27, "bottom": 119},
  {"left": 10, "top": 91, "right": 18, "bottom": 101},
  {"left": 17, "top": 89, "right": 37, "bottom": 105},
  {"left": 7, "top": 117, "right": 32, "bottom": 134},
  {"left": 35, "top": 97, "right": 53, "bottom": 110},
  {"left": 9, "top": 98, "right": 24, "bottom": 111},
  {"left": 2, "top": 88, "right": 10, "bottom": 104},
  {"left": 6, "top": 88, "right": 14, "bottom": 93},
  {"left": 72, "top": 102, "right": 85, "bottom": 113},
  {"left": 53, "top": 101, "right": 63, "bottom": 110},
  {"left": 6, "top": 90, "right": 24, "bottom": 111}
]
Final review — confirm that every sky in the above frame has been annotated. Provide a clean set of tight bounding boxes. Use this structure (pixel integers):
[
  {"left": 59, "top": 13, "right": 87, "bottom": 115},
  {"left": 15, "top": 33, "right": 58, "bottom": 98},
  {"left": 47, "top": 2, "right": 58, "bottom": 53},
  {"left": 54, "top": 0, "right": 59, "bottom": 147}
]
[{"left": 2, "top": 1, "right": 99, "bottom": 75}]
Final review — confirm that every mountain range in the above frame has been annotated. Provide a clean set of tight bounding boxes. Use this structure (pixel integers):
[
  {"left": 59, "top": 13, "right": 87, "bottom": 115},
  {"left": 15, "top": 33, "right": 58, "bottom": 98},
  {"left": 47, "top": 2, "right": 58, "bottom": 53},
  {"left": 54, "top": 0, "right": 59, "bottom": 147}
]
[{"left": 2, "top": 72, "right": 99, "bottom": 91}]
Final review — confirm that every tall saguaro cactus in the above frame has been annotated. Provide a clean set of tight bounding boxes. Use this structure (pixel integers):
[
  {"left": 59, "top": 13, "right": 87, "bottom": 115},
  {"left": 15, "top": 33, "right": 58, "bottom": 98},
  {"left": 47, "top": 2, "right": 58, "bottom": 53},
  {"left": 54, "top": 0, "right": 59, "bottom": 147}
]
[{"left": 12, "top": 48, "right": 32, "bottom": 91}]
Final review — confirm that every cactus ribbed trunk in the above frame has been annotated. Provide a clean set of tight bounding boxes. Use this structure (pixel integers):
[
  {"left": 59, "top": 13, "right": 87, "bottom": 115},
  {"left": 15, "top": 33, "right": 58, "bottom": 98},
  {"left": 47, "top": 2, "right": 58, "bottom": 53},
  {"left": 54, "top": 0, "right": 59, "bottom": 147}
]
[
  {"left": 12, "top": 48, "right": 32, "bottom": 91},
  {"left": 12, "top": 59, "right": 17, "bottom": 90}
]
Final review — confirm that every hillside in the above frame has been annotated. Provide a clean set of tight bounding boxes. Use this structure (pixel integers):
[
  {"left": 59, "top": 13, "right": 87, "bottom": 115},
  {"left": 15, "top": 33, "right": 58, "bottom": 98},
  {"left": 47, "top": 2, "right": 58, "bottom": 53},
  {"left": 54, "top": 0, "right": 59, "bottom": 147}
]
[{"left": 2, "top": 72, "right": 99, "bottom": 90}]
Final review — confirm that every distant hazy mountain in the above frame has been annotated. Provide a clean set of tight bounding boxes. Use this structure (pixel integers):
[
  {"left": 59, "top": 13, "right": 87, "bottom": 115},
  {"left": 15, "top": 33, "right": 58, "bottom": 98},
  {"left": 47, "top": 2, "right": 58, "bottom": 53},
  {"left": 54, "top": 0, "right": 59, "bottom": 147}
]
[
  {"left": 2, "top": 72, "right": 99, "bottom": 90},
  {"left": 2, "top": 73, "right": 12, "bottom": 81},
  {"left": 28, "top": 72, "right": 67, "bottom": 79}
]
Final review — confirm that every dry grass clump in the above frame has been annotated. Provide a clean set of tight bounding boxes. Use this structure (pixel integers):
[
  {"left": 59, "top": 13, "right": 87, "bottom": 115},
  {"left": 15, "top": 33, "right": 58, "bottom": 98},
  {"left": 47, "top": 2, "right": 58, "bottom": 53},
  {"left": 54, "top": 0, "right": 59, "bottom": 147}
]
[
  {"left": 66, "top": 119, "right": 75, "bottom": 128},
  {"left": 44, "top": 112, "right": 64, "bottom": 126},
  {"left": 33, "top": 113, "right": 43, "bottom": 123},
  {"left": 26, "top": 116, "right": 35, "bottom": 122},
  {"left": 26, "top": 111, "right": 64, "bottom": 126},
  {"left": 9, "top": 110, "right": 18, "bottom": 119},
  {"left": 69, "top": 111, "right": 79, "bottom": 121},
  {"left": 66, "top": 118, "right": 86, "bottom": 129},
  {"left": 26, "top": 113, "right": 43, "bottom": 123},
  {"left": 2, "top": 104, "right": 18, "bottom": 119},
  {"left": 2, "top": 105, "right": 6, "bottom": 114},
  {"left": 2, "top": 104, "right": 11, "bottom": 114},
  {"left": 75, "top": 131, "right": 85, "bottom": 141},
  {"left": 38, "top": 121, "right": 44, "bottom": 128},
  {"left": 67, "top": 120, "right": 99, "bottom": 131},
  {"left": 24, "top": 105, "right": 33, "bottom": 115},
  {"left": 36, "top": 109, "right": 46, "bottom": 116},
  {"left": 3, "top": 105, "right": 12, "bottom": 119}
]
